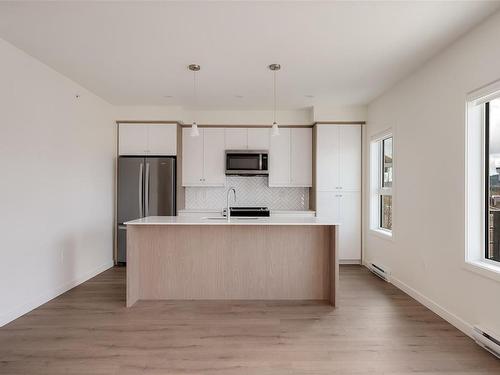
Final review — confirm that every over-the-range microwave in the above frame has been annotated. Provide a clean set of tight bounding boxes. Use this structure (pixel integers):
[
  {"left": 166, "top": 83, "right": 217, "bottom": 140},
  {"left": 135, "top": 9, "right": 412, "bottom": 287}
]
[{"left": 225, "top": 150, "right": 269, "bottom": 176}]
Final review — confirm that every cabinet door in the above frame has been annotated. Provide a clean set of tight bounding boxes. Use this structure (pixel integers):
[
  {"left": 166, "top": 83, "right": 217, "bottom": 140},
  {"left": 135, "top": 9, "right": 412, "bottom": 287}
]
[
  {"left": 203, "top": 128, "right": 226, "bottom": 186},
  {"left": 147, "top": 124, "right": 177, "bottom": 155},
  {"left": 269, "top": 128, "right": 290, "bottom": 186},
  {"left": 315, "top": 191, "right": 341, "bottom": 221},
  {"left": 290, "top": 128, "right": 312, "bottom": 187},
  {"left": 338, "top": 191, "right": 361, "bottom": 262},
  {"left": 247, "top": 128, "right": 270, "bottom": 150},
  {"left": 225, "top": 128, "right": 248, "bottom": 149},
  {"left": 182, "top": 128, "right": 204, "bottom": 186},
  {"left": 339, "top": 125, "right": 361, "bottom": 191},
  {"left": 316, "top": 125, "right": 340, "bottom": 191},
  {"left": 119, "top": 124, "right": 148, "bottom": 155}
]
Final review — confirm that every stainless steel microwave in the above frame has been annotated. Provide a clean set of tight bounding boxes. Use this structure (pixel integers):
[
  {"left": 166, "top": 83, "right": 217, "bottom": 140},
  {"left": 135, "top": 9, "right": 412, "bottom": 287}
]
[{"left": 225, "top": 150, "right": 269, "bottom": 175}]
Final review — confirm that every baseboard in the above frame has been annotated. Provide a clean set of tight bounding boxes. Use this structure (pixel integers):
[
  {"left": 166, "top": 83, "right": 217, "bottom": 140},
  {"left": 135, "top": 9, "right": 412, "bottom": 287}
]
[
  {"left": 339, "top": 259, "right": 362, "bottom": 265},
  {"left": 0, "top": 260, "right": 114, "bottom": 327},
  {"left": 384, "top": 272, "right": 474, "bottom": 339}
]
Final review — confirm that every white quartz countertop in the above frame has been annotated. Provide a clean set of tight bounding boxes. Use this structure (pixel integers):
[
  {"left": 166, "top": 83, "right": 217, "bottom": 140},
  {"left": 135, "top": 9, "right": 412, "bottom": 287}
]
[{"left": 125, "top": 216, "right": 339, "bottom": 226}]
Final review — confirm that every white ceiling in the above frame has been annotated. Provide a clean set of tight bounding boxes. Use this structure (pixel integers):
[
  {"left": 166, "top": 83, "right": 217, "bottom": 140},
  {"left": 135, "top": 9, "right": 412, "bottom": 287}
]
[{"left": 0, "top": 1, "right": 498, "bottom": 109}]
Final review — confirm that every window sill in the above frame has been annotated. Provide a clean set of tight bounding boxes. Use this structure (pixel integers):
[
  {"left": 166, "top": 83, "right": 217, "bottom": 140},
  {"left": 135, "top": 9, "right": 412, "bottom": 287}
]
[
  {"left": 369, "top": 228, "right": 394, "bottom": 242},
  {"left": 464, "top": 259, "right": 500, "bottom": 283}
]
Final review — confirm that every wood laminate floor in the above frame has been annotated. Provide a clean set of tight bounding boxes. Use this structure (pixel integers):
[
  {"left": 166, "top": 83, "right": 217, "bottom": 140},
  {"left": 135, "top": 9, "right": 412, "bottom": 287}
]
[{"left": 0, "top": 266, "right": 499, "bottom": 374}]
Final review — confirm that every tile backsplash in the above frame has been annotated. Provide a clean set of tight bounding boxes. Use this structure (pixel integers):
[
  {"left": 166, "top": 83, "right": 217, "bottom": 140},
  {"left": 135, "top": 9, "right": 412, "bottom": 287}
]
[{"left": 185, "top": 177, "right": 309, "bottom": 210}]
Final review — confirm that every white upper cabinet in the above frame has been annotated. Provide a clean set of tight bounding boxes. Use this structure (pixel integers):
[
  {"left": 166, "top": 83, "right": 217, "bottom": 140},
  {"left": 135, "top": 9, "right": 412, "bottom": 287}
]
[
  {"left": 203, "top": 128, "right": 226, "bottom": 185},
  {"left": 316, "top": 124, "right": 360, "bottom": 192},
  {"left": 182, "top": 128, "right": 225, "bottom": 187},
  {"left": 290, "top": 128, "right": 312, "bottom": 186},
  {"left": 225, "top": 128, "right": 247, "bottom": 149},
  {"left": 224, "top": 128, "right": 270, "bottom": 150},
  {"left": 119, "top": 124, "right": 149, "bottom": 155},
  {"left": 182, "top": 128, "right": 205, "bottom": 186},
  {"left": 247, "top": 128, "right": 270, "bottom": 150},
  {"left": 147, "top": 124, "right": 177, "bottom": 155},
  {"left": 316, "top": 125, "right": 340, "bottom": 191},
  {"left": 339, "top": 125, "right": 361, "bottom": 191},
  {"left": 269, "top": 127, "right": 312, "bottom": 187},
  {"left": 119, "top": 123, "right": 177, "bottom": 156},
  {"left": 269, "top": 128, "right": 291, "bottom": 186}
]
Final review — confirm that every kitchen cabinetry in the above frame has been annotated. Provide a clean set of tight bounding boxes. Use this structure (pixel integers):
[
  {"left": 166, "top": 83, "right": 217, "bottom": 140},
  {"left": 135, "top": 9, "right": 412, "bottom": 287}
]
[
  {"left": 269, "top": 128, "right": 291, "bottom": 186},
  {"left": 269, "top": 128, "right": 312, "bottom": 187},
  {"left": 182, "top": 128, "right": 225, "bottom": 186},
  {"left": 316, "top": 125, "right": 360, "bottom": 191},
  {"left": 119, "top": 123, "right": 177, "bottom": 156},
  {"left": 247, "top": 128, "right": 270, "bottom": 149},
  {"left": 225, "top": 128, "right": 247, "bottom": 149},
  {"left": 224, "top": 128, "right": 270, "bottom": 150},
  {"left": 290, "top": 128, "right": 312, "bottom": 186},
  {"left": 315, "top": 124, "right": 361, "bottom": 263}
]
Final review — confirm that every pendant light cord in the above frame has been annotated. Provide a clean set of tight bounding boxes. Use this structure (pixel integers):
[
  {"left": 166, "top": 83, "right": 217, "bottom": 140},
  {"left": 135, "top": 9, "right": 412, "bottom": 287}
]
[
  {"left": 193, "top": 70, "right": 197, "bottom": 124},
  {"left": 273, "top": 70, "right": 277, "bottom": 124}
]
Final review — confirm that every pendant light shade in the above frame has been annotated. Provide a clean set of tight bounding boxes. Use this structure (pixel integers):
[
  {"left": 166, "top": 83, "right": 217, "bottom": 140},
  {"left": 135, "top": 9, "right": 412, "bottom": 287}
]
[
  {"left": 190, "top": 121, "right": 199, "bottom": 137},
  {"left": 188, "top": 64, "right": 201, "bottom": 137},
  {"left": 269, "top": 64, "right": 281, "bottom": 136},
  {"left": 271, "top": 121, "right": 280, "bottom": 136}
]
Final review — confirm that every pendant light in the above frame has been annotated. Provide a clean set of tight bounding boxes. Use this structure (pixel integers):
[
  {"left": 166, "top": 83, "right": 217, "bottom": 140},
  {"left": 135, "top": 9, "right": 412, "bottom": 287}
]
[
  {"left": 188, "top": 64, "right": 201, "bottom": 137},
  {"left": 269, "top": 63, "right": 281, "bottom": 136}
]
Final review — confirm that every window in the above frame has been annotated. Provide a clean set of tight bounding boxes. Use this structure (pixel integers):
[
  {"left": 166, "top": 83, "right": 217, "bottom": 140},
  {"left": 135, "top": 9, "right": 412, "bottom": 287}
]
[
  {"left": 370, "top": 132, "right": 393, "bottom": 237},
  {"left": 381, "top": 137, "right": 393, "bottom": 230},
  {"left": 485, "top": 99, "right": 500, "bottom": 263},
  {"left": 466, "top": 80, "right": 500, "bottom": 280}
]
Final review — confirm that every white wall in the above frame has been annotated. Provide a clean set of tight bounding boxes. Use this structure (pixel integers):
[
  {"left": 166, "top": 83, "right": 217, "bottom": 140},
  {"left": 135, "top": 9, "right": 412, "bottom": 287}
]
[
  {"left": 313, "top": 105, "right": 367, "bottom": 123},
  {"left": 364, "top": 11, "right": 500, "bottom": 335},
  {"left": 0, "top": 38, "right": 115, "bottom": 326},
  {"left": 114, "top": 105, "right": 313, "bottom": 125}
]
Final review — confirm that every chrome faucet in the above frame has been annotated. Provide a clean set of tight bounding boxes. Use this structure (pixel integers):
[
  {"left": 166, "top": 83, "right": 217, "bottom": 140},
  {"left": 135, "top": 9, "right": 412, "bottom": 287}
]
[{"left": 226, "top": 187, "right": 236, "bottom": 221}]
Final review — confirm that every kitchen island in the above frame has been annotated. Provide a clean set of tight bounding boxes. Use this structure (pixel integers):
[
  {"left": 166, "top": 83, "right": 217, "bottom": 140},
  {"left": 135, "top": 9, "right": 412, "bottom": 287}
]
[{"left": 125, "top": 216, "right": 340, "bottom": 307}]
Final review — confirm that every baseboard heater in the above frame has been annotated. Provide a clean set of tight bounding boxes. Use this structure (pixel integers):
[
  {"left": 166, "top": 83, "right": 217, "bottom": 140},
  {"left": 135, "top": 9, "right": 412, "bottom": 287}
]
[
  {"left": 473, "top": 326, "right": 500, "bottom": 359},
  {"left": 369, "top": 263, "right": 390, "bottom": 282}
]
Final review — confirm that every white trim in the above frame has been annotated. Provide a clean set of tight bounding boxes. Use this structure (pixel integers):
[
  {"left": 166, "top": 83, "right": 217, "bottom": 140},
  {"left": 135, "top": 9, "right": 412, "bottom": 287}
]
[
  {"left": 464, "top": 260, "right": 500, "bottom": 283},
  {"left": 467, "top": 78, "right": 500, "bottom": 105},
  {"left": 339, "top": 259, "right": 362, "bottom": 265},
  {"left": 387, "top": 271, "right": 474, "bottom": 339},
  {"left": 370, "top": 128, "right": 393, "bottom": 142},
  {"left": 465, "top": 82, "right": 500, "bottom": 282},
  {"left": 369, "top": 228, "right": 394, "bottom": 241},
  {"left": 369, "top": 130, "right": 394, "bottom": 235},
  {"left": 0, "top": 260, "right": 114, "bottom": 327}
]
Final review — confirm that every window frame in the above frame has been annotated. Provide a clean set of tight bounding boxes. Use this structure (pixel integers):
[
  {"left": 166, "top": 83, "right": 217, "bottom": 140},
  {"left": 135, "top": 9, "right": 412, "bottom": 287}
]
[
  {"left": 465, "top": 80, "right": 500, "bottom": 282},
  {"left": 370, "top": 130, "right": 394, "bottom": 240}
]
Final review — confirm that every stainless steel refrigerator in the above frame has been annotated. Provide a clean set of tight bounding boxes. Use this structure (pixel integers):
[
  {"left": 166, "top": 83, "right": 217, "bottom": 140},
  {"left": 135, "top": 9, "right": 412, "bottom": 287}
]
[{"left": 117, "top": 156, "right": 176, "bottom": 263}]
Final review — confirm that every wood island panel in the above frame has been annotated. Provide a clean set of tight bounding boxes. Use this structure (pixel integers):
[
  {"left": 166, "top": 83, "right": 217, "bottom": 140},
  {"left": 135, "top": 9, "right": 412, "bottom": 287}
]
[{"left": 127, "top": 224, "right": 338, "bottom": 307}]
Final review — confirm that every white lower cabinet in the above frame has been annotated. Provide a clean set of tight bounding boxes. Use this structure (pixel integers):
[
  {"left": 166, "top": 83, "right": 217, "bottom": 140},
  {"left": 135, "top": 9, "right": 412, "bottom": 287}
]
[{"left": 316, "top": 191, "right": 361, "bottom": 262}]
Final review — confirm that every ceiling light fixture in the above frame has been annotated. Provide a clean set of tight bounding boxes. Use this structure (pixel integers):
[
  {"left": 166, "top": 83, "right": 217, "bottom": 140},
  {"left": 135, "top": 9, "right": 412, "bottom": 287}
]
[
  {"left": 269, "top": 63, "right": 281, "bottom": 136},
  {"left": 188, "top": 64, "right": 201, "bottom": 137}
]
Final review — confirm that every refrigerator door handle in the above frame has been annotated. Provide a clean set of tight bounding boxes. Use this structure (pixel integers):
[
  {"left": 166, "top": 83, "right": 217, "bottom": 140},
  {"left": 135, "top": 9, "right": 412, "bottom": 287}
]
[
  {"left": 145, "top": 162, "right": 150, "bottom": 217},
  {"left": 138, "top": 163, "right": 144, "bottom": 217}
]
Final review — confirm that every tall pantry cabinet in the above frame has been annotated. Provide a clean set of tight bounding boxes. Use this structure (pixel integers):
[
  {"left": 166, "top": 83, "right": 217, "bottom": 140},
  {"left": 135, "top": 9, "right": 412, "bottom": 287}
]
[{"left": 315, "top": 124, "right": 361, "bottom": 263}]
